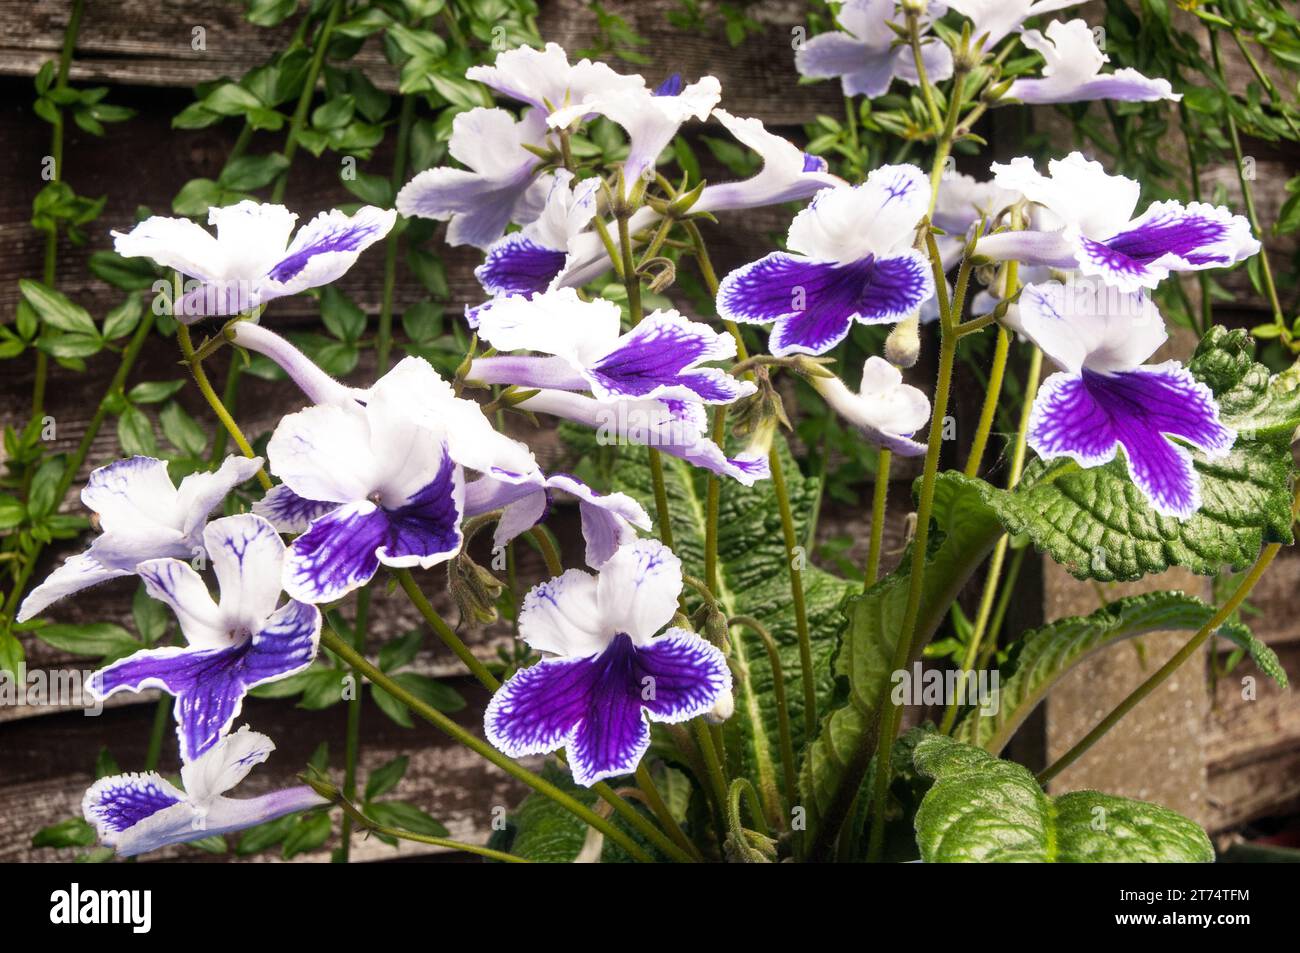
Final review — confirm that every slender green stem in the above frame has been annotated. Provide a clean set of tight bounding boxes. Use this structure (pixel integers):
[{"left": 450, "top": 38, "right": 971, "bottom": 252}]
[
  {"left": 693, "top": 717, "right": 730, "bottom": 827},
  {"left": 1209, "top": 28, "right": 1285, "bottom": 328},
  {"left": 864, "top": 449, "right": 892, "bottom": 587},
  {"left": 271, "top": 0, "right": 343, "bottom": 203},
  {"left": 634, "top": 763, "right": 703, "bottom": 861},
  {"left": 962, "top": 326, "right": 1011, "bottom": 477},
  {"left": 528, "top": 525, "right": 563, "bottom": 577},
  {"left": 704, "top": 406, "right": 725, "bottom": 591},
  {"left": 768, "top": 446, "right": 816, "bottom": 738},
  {"left": 207, "top": 357, "right": 242, "bottom": 463},
  {"left": 376, "top": 92, "right": 418, "bottom": 372},
  {"left": 647, "top": 450, "right": 675, "bottom": 548},
  {"left": 1038, "top": 498, "right": 1297, "bottom": 785},
  {"left": 395, "top": 567, "right": 498, "bottom": 690},
  {"left": 338, "top": 587, "right": 370, "bottom": 863},
  {"left": 176, "top": 320, "right": 273, "bottom": 490},
  {"left": 727, "top": 777, "right": 771, "bottom": 838},
  {"left": 731, "top": 615, "right": 796, "bottom": 820},
  {"left": 4, "top": 309, "right": 157, "bottom": 624},
  {"left": 1177, "top": 101, "right": 1213, "bottom": 335},
  {"left": 906, "top": 11, "right": 945, "bottom": 134},
  {"left": 143, "top": 693, "right": 172, "bottom": 771},
  {"left": 319, "top": 627, "right": 654, "bottom": 862}
]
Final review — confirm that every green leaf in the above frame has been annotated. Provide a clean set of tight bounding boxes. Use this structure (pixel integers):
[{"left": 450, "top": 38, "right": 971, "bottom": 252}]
[
  {"left": 204, "top": 83, "right": 262, "bottom": 116},
  {"left": 319, "top": 286, "right": 367, "bottom": 343},
  {"left": 340, "top": 171, "right": 395, "bottom": 208},
  {"left": 235, "top": 814, "right": 298, "bottom": 855},
  {"left": 32, "top": 818, "right": 96, "bottom": 849},
  {"left": 371, "top": 672, "right": 464, "bottom": 727},
  {"left": 132, "top": 580, "right": 169, "bottom": 645},
  {"left": 282, "top": 811, "right": 331, "bottom": 859},
  {"left": 0, "top": 632, "right": 23, "bottom": 678},
  {"left": 0, "top": 494, "right": 26, "bottom": 530},
  {"left": 912, "top": 735, "right": 1214, "bottom": 862},
  {"left": 366, "top": 801, "right": 448, "bottom": 837},
  {"left": 980, "top": 327, "right": 1300, "bottom": 581},
  {"left": 116, "top": 404, "right": 158, "bottom": 456},
  {"left": 797, "top": 471, "right": 1003, "bottom": 845},
  {"left": 160, "top": 401, "right": 208, "bottom": 457},
  {"left": 954, "top": 592, "right": 1287, "bottom": 754},
  {"left": 19, "top": 279, "right": 97, "bottom": 336},
  {"left": 35, "top": 623, "right": 140, "bottom": 658},
  {"left": 218, "top": 153, "right": 289, "bottom": 191},
  {"left": 401, "top": 301, "right": 443, "bottom": 344},
  {"left": 101, "top": 294, "right": 142, "bottom": 340},
  {"left": 127, "top": 380, "right": 185, "bottom": 404},
  {"left": 364, "top": 755, "right": 409, "bottom": 801},
  {"left": 570, "top": 430, "right": 858, "bottom": 813}
]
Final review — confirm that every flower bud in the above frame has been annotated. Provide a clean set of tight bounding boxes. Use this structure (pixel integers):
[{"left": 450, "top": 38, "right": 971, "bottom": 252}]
[
  {"left": 885, "top": 314, "right": 921, "bottom": 368},
  {"left": 450, "top": 552, "right": 504, "bottom": 626},
  {"left": 704, "top": 685, "right": 735, "bottom": 725}
]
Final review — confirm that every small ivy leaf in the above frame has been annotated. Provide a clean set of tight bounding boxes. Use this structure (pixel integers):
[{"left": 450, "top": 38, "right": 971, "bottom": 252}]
[{"left": 912, "top": 735, "right": 1214, "bottom": 863}]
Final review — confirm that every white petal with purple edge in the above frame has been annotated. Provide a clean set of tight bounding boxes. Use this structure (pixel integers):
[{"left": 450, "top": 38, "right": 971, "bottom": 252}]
[
  {"left": 135, "top": 559, "right": 228, "bottom": 649},
  {"left": 788, "top": 167, "right": 930, "bottom": 262},
  {"left": 519, "top": 568, "right": 607, "bottom": 659},
  {"left": 206, "top": 514, "right": 286, "bottom": 634},
  {"left": 260, "top": 206, "right": 396, "bottom": 300},
  {"left": 174, "top": 454, "right": 266, "bottom": 538},
  {"left": 267, "top": 403, "right": 377, "bottom": 505},
  {"left": 1016, "top": 279, "right": 1167, "bottom": 374},
  {"left": 595, "top": 539, "right": 682, "bottom": 645}
]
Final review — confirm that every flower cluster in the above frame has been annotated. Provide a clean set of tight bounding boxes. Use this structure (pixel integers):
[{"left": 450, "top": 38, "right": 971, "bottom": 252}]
[{"left": 21, "top": 5, "right": 1266, "bottom": 862}]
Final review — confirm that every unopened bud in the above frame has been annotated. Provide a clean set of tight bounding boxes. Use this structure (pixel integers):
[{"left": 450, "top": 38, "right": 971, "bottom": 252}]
[
  {"left": 885, "top": 314, "right": 921, "bottom": 368},
  {"left": 450, "top": 552, "right": 504, "bottom": 626},
  {"left": 704, "top": 685, "right": 734, "bottom": 725}
]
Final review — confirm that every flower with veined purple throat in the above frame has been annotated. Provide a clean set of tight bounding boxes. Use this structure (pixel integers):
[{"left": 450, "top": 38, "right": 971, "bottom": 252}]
[
  {"left": 113, "top": 200, "right": 394, "bottom": 319},
  {"left": 716, "top": 164, "right": 934, "bottom": 356},
  {"left": 90, "top": 514, "right": 321, "bottom": 762},
  {"left": 16, "top": 454, "right": 263, "bottom": 623},
  {"left": 547, "top": 74, "right": 721, "bottom": 198},
  {"left": 1017, "top": 278, "right": 1235, "bottom": 519},
  {"left": 813, "top": 356, "right": 932, "bottom": 456},
  {"left": 1004, "top": 19, "right": 1181, "bottom": 105},
  {"left": 975, "top": 151, "right": 1260, "bottom": 293},
  {"left": 469, "top": 288, "right": 756, "bottom": 405},
  {"left": 485, "top": 539, "right": 731, "bottom": 787},
  {"left": 470, "top": 169, "right": 599, "bottom": 306},
  {"left": 83, "top": 727, "right": 324, "bottom": 857},
  {"left": 795, "top": 0, "right": 953, "bottom": 98},
  {"left": 396, "top": 107, "right": 552, "bottom": 249}
]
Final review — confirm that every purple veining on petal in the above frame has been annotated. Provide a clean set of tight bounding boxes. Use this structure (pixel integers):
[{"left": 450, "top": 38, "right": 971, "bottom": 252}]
[
  {"left": 267, "top": 219, "right": 388, "bottom": 283},
  {"left": 802, "top": 153, "right": 829, "bottom": 173},
  {"left": 253, "top": 484, "right": 340, "bottom": 534},
  {"left": 475, "top": 235, "right": 567, "bottom": 297},
  {"left": 1029, "top": 365, "right": 1235, "bottom": 519},
  {"left": 486, "top": 631, "right": 727, "bottom": 787},
  {"left": 588, "top": 320, "right": 745, "bottom": 403},
  {"left": 286, "top": 503, "right": 389, "bottom": 603},
  {"left": 376, "top": 452, "right": 464, "bottom": 564},
  {"left": 1085, "top": 208, "right": 1232, "bottom": 282},
  {"left": 87, "top": 776, "right": 182, "bottom": 833},
  {"left": 720, "top": 252, "right": 931, "bottom": 356}
]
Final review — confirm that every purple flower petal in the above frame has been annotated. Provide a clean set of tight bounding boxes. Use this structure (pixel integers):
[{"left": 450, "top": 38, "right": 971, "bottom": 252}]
[
  {"left": 634, "top": 628, "right": 732, "bottom": 723},
  {"left": 83, "top": 773, "right": 185, "bottom": 835},
  {"left": 587, "top": 312, "right": 749, "bottom": 403},
  {"left": 484, "top": 654, "right": 597, "bottom": 759},
  {"left": 1007, "top": 70, "right": 1178, "bottom": 105},
  {"left": 1028, "top": 364, "right": 1235, "bottom": 519},
  {"left": 264, "top": 206, "right": 395, "bottom": 285},
  {"left": 475, "top": 233, "right": 567, "bottom": 297},
  {"left": 284, "top": 501, "right": 389, "bottom": 603},
  {"left": 252, "top": 484, "right": 341, "bottom": 534},
  {"left": 719, "top": 252, "right": 931, "bottom": 357},
  {"left": 796, "top": 34, "right": 897, "bottom": 98}
]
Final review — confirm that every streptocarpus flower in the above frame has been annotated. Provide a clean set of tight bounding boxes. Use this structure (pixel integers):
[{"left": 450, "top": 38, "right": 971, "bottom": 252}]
[
  {"left": 396, "top": 107, "right": 551, "bottom": 249},
  {"left": 17, "top": 455, "right": 263, "bottom": 623},
  {"left": 485, "top": 540, "right": 731, "bottom": 786},
  {"left": 91, "top": 515, "right": 321, "bottom": 761},
  {"left": 944, "top": 0, "right": 1092, "bottom": 51},
  {"left": 794, "top": 0, "right": 953, "bottom": 98},
  {"left": 472, "top": 170, "right": 599, "bottom": 302},
  {"left": 1005, "top": 19, "right": 1180, "bottom": 105},
  {"left": 812, "top": 356, "right": 931, "bottom": 456},
  {"left": 465, "top": 41, "right": 645, "bottom": 113},
  {"left": 716, "top": 165, "right": 934, "bottom": 356},
  {"left": 516, "top": 389, "right": 770, "bottom": 486},
  {"left": 977, "top": 152, "right": 1260, "bottom": 292},
  {"left": 932, "top": 171, "right": 1021, "bottom": 268},
  {"left": 693, "top": 110, "right": 846, "bottom": 214},
  {"left": 113, "top": 200, "right": 395, "bottom": 319},
  {"left": 262, "top": 365, "right": 468, "bottom": 603},
  {"left": 548, "top": 75, "right": 721, "bottom": 197},
  {"left": 470, "top": 288, "right": 755, "bottom": 405},
  {"left": 465, "top": 472, "right": 652, "bottom": 568},
  {"left": 1017, "top": 279, "right": 1235, "bottom": 518},
  {"left": 83, "top": 727, "right": 324, "bottom": 858}
]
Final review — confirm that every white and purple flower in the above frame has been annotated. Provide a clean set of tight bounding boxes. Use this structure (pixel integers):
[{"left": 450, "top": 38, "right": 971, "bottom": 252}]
[
  {"left": 977, "top": 152, "right": 1260, "bottom": 292},
  {"left": 465, "top": 472, "right": 652, "bottom": 568},
  {"left": 397, "top": 107, "right": 552, "bottom": 249},
  {"left": 795, "top": 0, "right": 953, "bottom": 98},
  {"left": 83, "top": 727, "right": 324, "bottom": 857},
  {"left": 485, "top": 539, "right": 731, "bottom": 787},
  {"left": 945, "top": 0, "right": 1092, "bottom": 51},
  {"left": 694, "top": 110, "right": 846, "bottom": 214},
  {"left": 1005, "top": 19, "right": 1180, "bottom": 105},
  {"left": 471, "top": 170, "right": 599, "bottom": 304},
  {"left": 1018, "top": 278, "right": 1235, "bottom": 518},
  {"left": 717, "top": 165, "right": 934, "bottom": 356},
  {"left": 470, "top": 288, "right": 755, "bottom": 405},
  {"left": 90, "top": 515, "right": 321, "bottom": 761},
  {"left": 813, "top": 356, "right": 932, "bottom": 456},
  {"left": 465, "top": 41, "right": 644, "bottom": 113},
  {"left": 114, "top": 200, "right": 395, "bottom": 319},
  {"left": 17, "top": 455, "right": 263, "bottom": 623},
  {"left": 548, "top": 75, "right": 721, "bottom": 197}
]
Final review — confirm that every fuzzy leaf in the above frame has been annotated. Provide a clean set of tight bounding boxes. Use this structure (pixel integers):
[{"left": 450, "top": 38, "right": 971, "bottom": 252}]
[
  {"left": 954, "top": 591, "right": 1285, "bottom": 753},
  {"left": 913, "top": 735, "right": 1214, "bottom": 862},
  {"left": 981, "top": 328, "right": 1300, "bottom": 582}
]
